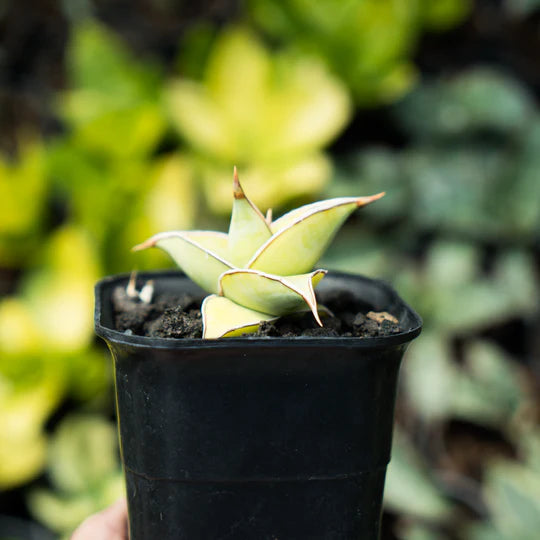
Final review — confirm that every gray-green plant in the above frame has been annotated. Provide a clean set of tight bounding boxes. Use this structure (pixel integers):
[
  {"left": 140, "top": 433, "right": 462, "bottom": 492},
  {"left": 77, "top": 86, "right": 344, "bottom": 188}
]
[
  {"left": 134, "top": 169, "right": 383, "bottom": 338},
  {"left": 323, "top": 66, "right": 540, "bottom": 539},
  {"left": 332, "top": 68, "right": 540, "bottom": 242}
]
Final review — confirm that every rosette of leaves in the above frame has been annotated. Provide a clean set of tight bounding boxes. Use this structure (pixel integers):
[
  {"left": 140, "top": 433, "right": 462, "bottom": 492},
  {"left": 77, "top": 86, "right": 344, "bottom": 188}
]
[{"left": 134, "top": 170, "right": 383, "bottom": 338}]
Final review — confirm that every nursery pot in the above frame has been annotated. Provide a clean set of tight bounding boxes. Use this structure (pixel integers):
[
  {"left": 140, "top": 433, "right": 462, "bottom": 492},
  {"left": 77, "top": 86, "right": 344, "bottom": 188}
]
[{"left": 95, "top": 270, "right": 422, "bottom": 540}]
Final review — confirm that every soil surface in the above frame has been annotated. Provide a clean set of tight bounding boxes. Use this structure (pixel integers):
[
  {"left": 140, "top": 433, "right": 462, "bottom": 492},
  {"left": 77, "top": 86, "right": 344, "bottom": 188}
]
[{"left": 112, "top": 286, "right": 403, "bottom": 339}]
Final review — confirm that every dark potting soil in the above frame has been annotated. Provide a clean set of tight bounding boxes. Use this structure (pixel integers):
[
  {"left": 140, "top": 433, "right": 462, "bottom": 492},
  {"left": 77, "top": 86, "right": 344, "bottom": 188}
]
[{"left": 112, "top": 286, "right": 403, "bottom": 339}]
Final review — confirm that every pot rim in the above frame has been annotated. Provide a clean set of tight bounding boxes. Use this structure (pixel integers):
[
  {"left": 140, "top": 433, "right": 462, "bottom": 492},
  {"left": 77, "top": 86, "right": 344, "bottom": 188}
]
[{"left": 95, "top": 270, "right": 422, "bottom": 349}]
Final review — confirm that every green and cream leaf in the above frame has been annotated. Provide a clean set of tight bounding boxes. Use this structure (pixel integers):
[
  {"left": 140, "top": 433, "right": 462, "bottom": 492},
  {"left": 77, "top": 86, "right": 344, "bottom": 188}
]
[
  {"left": 133, "top": 231, "right": 232, "bottom": 294},
  {"left": 219, "top": 269, "right": 326, "bottom": 324},
  {"left": 201, "top": 295, "right": 277, "bottom": 338},
  {"left": 248, "top": 193, "right": 385, "bottom": 275}
]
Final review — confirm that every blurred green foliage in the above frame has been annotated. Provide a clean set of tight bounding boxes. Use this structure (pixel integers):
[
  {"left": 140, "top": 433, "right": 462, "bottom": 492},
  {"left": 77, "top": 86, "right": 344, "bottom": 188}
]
[
  {"left": 28, "top": 414, "right": 124, "bottom": 538},
  {"left": 326, "top": 65, "right": 540, "bottom": 538},
  {"left": 330, "top": 69, "right": 540, "bottom": 241},
  {"left": 0, "top": 141, "right": 48, "bottom": 267},
  {"left": 61, "top": 22, "right": 166, "bottom": 158},
  {"left": 385, "top": 428, "right": 453, "bottom": 522},
  {"left": 49, "top": 22, "right": 186, "bottom": 273},
  {"left": 0, "top": 226, "right": 110, "bottom": 489},
  {"left": 248, "top": 0, "right": 471, "bottom": 104},
  {"left": 167, "top": 26, "right": 351, "bottom": 213},
  {"left": 468, "top": 430, "right": 540, "bottom": 539}
]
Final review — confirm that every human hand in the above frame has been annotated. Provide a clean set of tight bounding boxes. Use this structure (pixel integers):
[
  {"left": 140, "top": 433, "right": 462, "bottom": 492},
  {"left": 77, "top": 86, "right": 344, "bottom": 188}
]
[{"left": 71, "top": 498, "right": 128, "bottom": 540}]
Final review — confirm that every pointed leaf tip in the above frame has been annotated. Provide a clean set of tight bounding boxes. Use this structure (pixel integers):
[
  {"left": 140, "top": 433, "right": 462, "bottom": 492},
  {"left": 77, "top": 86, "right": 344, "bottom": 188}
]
[
  {"left": 131, "top": 238, "right": 156, "bottom": 252},
  {"left": 233, "top": 166, "right": 244, "bottom": 199},
  {"left": 228, "top": 169, "right": 272, "bottom": 266},
  {"left": 356, "top": 192, "right": 385, "bottom": 206}
]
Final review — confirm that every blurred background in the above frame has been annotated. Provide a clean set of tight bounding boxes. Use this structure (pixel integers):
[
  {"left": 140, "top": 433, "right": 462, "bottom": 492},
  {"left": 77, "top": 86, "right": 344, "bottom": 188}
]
[{"left": 0, "top": 0, "right": 539, "bottom": 538}]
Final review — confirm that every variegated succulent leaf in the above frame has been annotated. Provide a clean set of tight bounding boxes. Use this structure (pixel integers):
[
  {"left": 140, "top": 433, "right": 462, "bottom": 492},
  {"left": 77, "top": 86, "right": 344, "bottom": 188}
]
[
  {"left": 133, "top": 169, "right": 385, "bottom": 338},
  {"left": 248, "top": 193, "right": 385, "bottom": 275},
  {"left": 201, "top": 295, "right": 277, "bottom": 339},
  {"left": 132, "top": 231, "right": 232, "bottom": 294},
  {"left": 219, "top": 269, "right": 326, "bottom": 323},
  {"left": 227, "top": 167, "right": 272, "bottom": 266}
]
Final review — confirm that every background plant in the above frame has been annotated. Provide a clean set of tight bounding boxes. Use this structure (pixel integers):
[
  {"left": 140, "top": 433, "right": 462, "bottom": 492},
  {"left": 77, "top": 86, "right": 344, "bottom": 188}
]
[{"left": 247, "top": 0, "right": 472, "bottom": 105}]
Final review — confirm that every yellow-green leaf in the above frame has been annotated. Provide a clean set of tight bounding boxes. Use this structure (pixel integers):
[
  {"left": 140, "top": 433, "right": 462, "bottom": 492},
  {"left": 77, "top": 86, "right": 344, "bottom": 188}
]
[
  {"left": 227, "top": 168, "right": 272, "bottom": 266},
  {"left": 166, "top": 80, "right": 234, "bottom": 160},
  {"left": 262, "top": 57, "right": 352, "bottom": 158},
  {"left": 46, "top": 415, "right": 119, "bottom": 494},
  {"left": 0, "top": 141, "right": 47, "bottom": 237},
  {"left": 143, "top": 154, "right": 196, "bottom": 231},
  {"left": 133, "top": 231, "right": 233, "bottom": 294},
  {"left": 21, "top": 226, "right": 100, "bottom": 353},
  {"left": 200, "top": 153, "right": 331, "bottom": 215},
  {"left": 201, "top": 295, "right": 276, "bottom": 338},
  {"left": 206, "top": 27, "right": 271, "bottom": 135},
  {"left": 250, "top": 193, "right": 385, "bottom": 275},
  {"left": 219, "top": 269, "right": 326, "bottom": 324},
  {"left": 0, "top": 376, "right": 63, "bottom": 489}
]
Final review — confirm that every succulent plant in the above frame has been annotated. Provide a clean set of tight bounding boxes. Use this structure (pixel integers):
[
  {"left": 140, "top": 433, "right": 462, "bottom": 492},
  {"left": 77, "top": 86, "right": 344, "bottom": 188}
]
[{"left": 134, "top": 169, "right": 384, "bottom": 338}]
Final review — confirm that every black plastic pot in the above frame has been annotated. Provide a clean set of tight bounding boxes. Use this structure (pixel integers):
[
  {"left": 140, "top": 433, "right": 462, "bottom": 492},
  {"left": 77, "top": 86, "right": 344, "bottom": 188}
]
[{"left": 95, "top": 271, "right": 421, "bottom": 540}]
